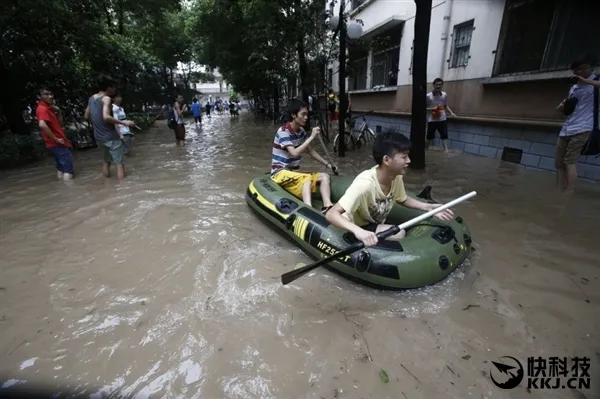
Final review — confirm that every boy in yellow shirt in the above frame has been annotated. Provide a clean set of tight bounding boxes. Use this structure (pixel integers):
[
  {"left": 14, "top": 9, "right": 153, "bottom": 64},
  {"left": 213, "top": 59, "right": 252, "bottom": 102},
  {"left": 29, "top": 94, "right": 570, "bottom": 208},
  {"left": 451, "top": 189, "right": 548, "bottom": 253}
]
[{"left": 325, "top": 132, "right": 454, "bottom": 246}]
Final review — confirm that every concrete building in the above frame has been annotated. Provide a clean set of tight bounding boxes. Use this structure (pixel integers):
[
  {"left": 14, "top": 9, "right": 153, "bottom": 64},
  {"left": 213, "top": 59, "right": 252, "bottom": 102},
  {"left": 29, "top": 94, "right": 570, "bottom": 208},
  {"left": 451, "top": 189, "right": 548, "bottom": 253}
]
[
  {"left": 177, "top": 64, "right": 232, "bottom": 101},
  {"left": 192, "top": 68, "right": 232, "bottom": 101},
  {"left": 327, "top": 0, "right": 599, "bottom": 180}
]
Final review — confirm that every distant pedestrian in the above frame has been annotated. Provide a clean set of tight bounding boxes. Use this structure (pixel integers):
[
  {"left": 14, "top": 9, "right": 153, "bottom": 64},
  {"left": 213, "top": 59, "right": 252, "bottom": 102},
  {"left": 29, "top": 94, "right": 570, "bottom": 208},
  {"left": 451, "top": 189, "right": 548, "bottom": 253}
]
[
  {"left": 173, "top": 94, "right": 187, "bottom": 146},
  {"left": 36, "top": 86, "right": 74, "bottom": 181},
  {"left": 191, "top": 98, "right": 202, "bottom": 124}
]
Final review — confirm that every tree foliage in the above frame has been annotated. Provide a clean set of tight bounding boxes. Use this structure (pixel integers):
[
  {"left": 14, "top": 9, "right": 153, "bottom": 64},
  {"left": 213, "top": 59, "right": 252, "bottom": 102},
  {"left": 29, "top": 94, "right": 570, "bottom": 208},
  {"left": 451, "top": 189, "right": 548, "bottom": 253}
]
[
  {"left": 188, "top": 0, "right": 338, "bottom": 103},
  {"left": 0, "top": 0, "right": 209, "bottom": 135}
]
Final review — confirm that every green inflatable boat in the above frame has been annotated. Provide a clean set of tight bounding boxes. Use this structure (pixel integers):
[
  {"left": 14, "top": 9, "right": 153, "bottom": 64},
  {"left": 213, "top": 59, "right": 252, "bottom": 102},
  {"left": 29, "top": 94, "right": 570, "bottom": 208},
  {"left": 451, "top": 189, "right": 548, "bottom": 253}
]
[{"left": 246, "top": 174, "right": 474, "bottom": 290}]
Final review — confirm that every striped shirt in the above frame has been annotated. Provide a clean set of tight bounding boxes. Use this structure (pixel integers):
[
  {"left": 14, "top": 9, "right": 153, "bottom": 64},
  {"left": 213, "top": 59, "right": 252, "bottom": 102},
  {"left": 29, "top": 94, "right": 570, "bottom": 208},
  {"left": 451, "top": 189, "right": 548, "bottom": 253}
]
[{"left": 271, "top": 123, "right": 306, "bottom": 175}]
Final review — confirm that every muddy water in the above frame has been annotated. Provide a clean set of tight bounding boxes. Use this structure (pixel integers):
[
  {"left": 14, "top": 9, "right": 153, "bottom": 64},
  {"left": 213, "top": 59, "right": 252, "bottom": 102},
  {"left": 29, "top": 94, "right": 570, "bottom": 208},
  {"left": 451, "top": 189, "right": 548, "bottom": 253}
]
[{"left": 1, "top": 114, "right": 599, "bottom": 399}]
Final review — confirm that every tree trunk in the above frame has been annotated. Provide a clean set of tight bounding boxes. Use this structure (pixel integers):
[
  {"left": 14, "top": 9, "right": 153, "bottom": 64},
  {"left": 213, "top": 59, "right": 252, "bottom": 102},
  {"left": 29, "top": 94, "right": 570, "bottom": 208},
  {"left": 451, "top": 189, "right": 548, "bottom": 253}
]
[
  {"left": 409, "top": 0, "right": 433, "bottom": 170},
  {"left": 118, "top": 0, "right": 125, "bottom": 35},
  {"left": 298, "top": 38, "right": 310, "bottom": 128},
  {"left": 273, "top": 85, "right": 280, "bottom": 124}
]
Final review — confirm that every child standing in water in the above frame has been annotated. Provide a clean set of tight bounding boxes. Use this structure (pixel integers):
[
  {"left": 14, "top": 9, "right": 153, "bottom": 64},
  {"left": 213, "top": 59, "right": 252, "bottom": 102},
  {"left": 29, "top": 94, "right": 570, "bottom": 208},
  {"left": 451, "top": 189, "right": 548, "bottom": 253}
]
[{"left": 112, "top": 93, "right": 134, "bottom": 155}]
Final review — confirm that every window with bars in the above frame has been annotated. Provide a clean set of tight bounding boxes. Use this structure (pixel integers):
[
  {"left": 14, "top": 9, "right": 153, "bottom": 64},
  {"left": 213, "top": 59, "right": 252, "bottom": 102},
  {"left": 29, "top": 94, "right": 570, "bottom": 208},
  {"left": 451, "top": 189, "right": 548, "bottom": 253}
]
[
  {"left": 369, "top": 25, "right": 402, "bottom": 87},
  {"left": 371, "top": 47, "right": 400, "bottom": 87},
  {"left": 450, "top": 20, "right": 474, "bottom": 68},
  {"left": 348, "top": 57, "right": 369, "bottom": 90},
  {"left": 493, "top": 0, "right": 600, "bottom": 76}
]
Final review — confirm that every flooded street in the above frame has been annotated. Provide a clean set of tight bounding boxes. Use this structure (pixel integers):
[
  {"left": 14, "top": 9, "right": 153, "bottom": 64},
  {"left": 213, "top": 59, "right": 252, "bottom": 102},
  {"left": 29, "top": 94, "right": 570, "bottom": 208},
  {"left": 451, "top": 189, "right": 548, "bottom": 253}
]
[{"left": 1, "top": 114, "right": 599, "bottom": 399}]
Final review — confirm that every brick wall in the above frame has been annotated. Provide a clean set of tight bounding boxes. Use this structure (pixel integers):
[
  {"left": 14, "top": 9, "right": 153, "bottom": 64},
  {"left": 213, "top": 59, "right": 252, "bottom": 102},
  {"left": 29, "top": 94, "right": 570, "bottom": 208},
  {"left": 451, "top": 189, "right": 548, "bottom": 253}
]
[{"left": 362, "top": 114, "right": 600, "bottom": 181}]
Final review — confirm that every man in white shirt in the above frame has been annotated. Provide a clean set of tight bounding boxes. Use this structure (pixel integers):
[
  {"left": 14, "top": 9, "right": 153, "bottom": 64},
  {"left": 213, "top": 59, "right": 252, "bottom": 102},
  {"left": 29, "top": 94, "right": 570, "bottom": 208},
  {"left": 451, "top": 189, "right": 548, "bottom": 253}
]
[
  {"left": 426, "top": 78, "right": 456, "bottom": 152},
  {"left": 555, "top": 55, "right": 599, "bottom": 193}
]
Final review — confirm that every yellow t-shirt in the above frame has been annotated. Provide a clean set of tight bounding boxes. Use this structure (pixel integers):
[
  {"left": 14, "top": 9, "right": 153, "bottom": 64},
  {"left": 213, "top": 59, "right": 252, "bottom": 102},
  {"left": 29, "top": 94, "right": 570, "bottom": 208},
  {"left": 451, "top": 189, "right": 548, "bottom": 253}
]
[
  {"left": 337, "top": 165, "right": 408, "bottom": 226},
  {"left": 327, "top": 94, "right": 339, "bottom": 112}
]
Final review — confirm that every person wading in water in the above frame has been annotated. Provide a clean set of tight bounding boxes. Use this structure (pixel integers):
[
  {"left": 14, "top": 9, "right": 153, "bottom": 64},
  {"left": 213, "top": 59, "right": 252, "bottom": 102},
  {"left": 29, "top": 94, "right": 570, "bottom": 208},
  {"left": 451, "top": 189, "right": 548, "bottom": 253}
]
[
  {"left": 173, "top": 94, "right": 187, "bottom": 146},
  {"left": 84, "top": 74, "right": 135, "bottom": 180}
]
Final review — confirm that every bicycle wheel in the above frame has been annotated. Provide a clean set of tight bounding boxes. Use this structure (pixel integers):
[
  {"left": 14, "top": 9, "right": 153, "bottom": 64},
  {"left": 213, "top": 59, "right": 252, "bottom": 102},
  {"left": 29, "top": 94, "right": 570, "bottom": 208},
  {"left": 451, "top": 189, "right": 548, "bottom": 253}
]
[
  {"left": 333, "top": 131, "right": 356, "bottom": 152},
  {"left": 359, "top": 128, "right": 376, "bottom": 147}
]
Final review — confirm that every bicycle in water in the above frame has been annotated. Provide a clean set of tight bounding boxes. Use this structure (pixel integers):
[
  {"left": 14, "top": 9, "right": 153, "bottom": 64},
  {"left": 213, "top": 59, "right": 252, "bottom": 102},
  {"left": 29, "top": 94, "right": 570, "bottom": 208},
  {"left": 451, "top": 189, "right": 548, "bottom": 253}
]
[{"left": 332, "top": 110, "right": 376, "bottom": 152}]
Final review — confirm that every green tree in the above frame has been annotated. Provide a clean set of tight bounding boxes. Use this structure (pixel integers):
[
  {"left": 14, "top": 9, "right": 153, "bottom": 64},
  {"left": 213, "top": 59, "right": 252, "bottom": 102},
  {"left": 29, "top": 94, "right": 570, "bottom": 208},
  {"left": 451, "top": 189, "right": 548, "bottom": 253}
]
[{"left": 1, "top": 0, "right": 192, "bottom": 136}]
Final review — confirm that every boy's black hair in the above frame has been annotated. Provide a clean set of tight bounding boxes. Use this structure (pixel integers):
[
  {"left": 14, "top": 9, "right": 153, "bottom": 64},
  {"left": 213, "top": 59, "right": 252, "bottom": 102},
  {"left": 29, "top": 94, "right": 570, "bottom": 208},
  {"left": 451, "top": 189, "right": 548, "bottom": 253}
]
[
  {"left": 571, "top": 54, "right": 597, "bottom": 70},
  {"left": 97, "top": 74, "right": 116, "bottom": 91},
  {"left": 192, "top": 98, "right": 198, "bottom": 103},
  {"left": 433, "top": 78, "right": 444, "bottom": 85},
  {"left": 39, "top": 85, "right": 51, "bottom": 94},
  {"left": 372, "top": 132, "right": 411, "bottom": 165},
  {"left": 287, "top": 98, "right": 308, "bottom": 117}
]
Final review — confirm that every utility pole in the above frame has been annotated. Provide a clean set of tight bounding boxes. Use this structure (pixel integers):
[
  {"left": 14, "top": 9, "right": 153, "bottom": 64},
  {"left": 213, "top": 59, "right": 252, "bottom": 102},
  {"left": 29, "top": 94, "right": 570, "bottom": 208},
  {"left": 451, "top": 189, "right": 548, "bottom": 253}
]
[
  {"left": 409, "top": 0, "right": 433, "bottom": 169},
  {"left": 337, "top": 0, "right": 347, "bottom": 157}
]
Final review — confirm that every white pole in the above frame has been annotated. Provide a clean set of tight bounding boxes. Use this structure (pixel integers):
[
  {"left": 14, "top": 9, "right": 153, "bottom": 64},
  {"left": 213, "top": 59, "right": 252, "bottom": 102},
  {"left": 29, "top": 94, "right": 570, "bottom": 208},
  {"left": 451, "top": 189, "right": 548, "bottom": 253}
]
[{"left": 397, "top": 191, "right": 477, "bottom": 230}]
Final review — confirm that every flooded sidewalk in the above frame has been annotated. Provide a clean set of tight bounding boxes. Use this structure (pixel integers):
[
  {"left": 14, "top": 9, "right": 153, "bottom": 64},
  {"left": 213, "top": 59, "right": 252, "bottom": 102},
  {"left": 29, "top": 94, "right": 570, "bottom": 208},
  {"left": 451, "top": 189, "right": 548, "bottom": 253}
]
[{"left": 0, "top": 115, "right": 599, "bottom": 399}]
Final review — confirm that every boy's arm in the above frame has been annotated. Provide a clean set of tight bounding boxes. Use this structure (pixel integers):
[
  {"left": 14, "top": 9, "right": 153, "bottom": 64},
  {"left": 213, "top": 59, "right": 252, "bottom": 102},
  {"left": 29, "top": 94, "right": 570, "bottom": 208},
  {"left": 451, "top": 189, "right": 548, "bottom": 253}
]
[
  {"left": 36, "top": 107, "right": 58, "bottom": 142},
  {"left": 400, "top": 196, "right": 430, "bottom": 211},
  {"left": 326, "top": 182, "right": 379, "bottom": 245},
  {"left": 557, "top": 86, "right": 575, "bottom": 112},
  {"left": 393, "top": 181, "right": 427, "bottom": 211},
  {"left": 326, "top": 204, "right": 364, "bottom": 236},
  {"left": 573, "top": 76, "right": 600, "bottom": 88},
  {"left": 38, "top": 120, "right": 60, "bottom": 143},
  {"left": 325, "top": 183, "right": 367, "bottom": 236},
  {"left": 444, "top": 94, "right": 456, "bottom": 116},
  {"left": 399, "top": 197, "right": 454, "bottom": 221},
  {"left": 84, "top": 105, "right": 89, "bottom": 121},
  {"left": 283, "top": 129, "right": 317, "bottom": 158}
]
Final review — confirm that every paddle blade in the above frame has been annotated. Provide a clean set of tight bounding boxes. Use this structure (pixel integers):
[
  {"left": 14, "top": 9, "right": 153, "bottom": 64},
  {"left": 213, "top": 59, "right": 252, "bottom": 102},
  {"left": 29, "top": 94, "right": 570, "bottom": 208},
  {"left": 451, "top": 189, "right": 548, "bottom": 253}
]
[
  {"left": 281, "top": 241, "right": 365, "bottom": 285},
  {"left": 281, "top": 262, "right": 324, "bottom": 285}
]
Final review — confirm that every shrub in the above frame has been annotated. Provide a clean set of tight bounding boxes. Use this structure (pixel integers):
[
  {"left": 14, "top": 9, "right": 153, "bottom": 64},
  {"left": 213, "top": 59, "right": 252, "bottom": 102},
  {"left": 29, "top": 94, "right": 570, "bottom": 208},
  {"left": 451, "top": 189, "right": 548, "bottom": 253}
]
[
  {"left": 128, "top": 112, "right": 156, "bottom": 131},
  {"left": 0, "top": 134, "right": 47, "bottom": 169}
]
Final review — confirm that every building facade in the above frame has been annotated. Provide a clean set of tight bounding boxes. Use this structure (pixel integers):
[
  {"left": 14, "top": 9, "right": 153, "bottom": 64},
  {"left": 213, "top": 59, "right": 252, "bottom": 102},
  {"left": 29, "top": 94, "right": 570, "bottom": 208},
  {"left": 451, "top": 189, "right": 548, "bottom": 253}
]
[
  {"left": 188, "top": 67, "right": 232, "bottom": 101},
  {"left": 327, "top": 0, "right": 600, "bottom": 181}
]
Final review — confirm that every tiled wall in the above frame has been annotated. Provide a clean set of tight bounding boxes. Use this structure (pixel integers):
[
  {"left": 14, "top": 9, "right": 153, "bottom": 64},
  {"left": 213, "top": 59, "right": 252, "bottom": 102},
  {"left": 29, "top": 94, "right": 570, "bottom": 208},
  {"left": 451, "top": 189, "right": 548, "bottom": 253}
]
[{"left": 362, "top": 114, "right": 600, "bottom": 181}]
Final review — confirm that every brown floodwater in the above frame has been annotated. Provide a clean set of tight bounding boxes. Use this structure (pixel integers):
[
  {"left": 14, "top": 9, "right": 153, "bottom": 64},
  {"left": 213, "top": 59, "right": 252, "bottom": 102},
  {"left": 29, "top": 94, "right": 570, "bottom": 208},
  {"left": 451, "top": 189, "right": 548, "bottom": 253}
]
[{"left": 1, "top": 114, "right": 599, "bottom": 399}]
